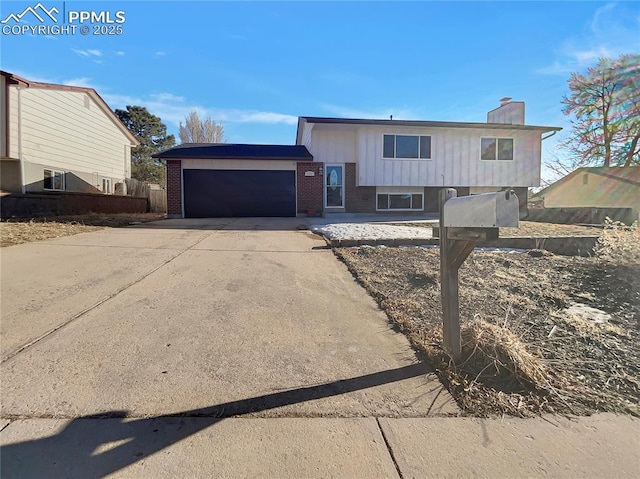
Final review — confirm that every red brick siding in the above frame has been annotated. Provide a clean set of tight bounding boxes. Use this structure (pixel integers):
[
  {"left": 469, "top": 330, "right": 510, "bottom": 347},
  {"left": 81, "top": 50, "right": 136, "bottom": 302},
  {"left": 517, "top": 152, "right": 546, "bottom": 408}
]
[
  {"left": 297, "top": 162, "right": 324, "bottom": 215},
  {"left": 345, "top": 163, "right": 376, "bottom": 213},
  {"left": 0, "top": 192, "right": 147, "bottom": 217},
  {"left": 166, "top": 160, "right": 182, "bottom": 217}
]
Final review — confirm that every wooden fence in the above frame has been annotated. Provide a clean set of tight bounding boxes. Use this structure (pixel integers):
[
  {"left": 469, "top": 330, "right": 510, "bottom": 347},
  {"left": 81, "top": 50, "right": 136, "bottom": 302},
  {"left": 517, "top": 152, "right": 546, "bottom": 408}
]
[{"left": 125, "top": 178, "right": 167, "bottom": 214}]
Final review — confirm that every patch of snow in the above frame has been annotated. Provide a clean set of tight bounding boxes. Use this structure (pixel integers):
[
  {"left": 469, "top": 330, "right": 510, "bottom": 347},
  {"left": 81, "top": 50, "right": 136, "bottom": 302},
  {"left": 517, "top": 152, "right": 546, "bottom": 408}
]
[
  {"left": 310, "top": 223, "right": 433, "bottom": 241},
  {"left": 473, "top": 247, "right": 526, "bottom": 253},
  {"left": 563, "top": 302, "right": 612, "bottom": 324}
]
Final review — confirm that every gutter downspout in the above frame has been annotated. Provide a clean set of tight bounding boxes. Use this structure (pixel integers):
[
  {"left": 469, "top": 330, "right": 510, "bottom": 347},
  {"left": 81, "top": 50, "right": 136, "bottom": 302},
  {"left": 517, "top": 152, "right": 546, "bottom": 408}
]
[
  {"left": 542, "top": 130, "right": 558, "bottom": 141},
  {"left": 17, "top": 85, "right": 25, "bottom": 194}
]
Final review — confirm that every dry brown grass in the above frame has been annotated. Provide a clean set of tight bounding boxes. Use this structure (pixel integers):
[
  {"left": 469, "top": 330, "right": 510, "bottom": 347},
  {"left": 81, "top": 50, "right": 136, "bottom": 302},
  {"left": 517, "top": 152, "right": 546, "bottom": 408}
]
[
  {"left": 0, "top": 213, "right": 165, "bottom": 247},
  {"left": 0, "top": 220, "right": 101, "bottom": 246},
  {"left": 336, "top": 246, "right": 640, "bottom": 417},
  {"left": 593, "top": 219, "right": 640, "bottom": 264},
  {"left": 500, "top": 221, "right": 600, "bottom": 238},
  {"left": 460, "top": 320, "right": 549, "bottom": 391}
]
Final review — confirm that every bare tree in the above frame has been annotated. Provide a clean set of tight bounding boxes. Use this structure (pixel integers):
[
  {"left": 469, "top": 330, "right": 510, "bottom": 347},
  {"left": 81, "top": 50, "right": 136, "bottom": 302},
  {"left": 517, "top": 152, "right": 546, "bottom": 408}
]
[
  {"left": 562, "top": 54, "right": 640, "bottom": 168},
  {"left": 179, "top": 111, "right": 225, "bottom": 143}
]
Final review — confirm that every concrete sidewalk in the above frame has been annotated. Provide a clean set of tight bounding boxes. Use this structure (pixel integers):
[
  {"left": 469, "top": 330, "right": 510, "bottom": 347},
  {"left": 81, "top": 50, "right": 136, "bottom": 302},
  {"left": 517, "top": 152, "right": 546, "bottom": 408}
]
[{"left": 1, "top": 414, "right": 637, "bottom": 478}]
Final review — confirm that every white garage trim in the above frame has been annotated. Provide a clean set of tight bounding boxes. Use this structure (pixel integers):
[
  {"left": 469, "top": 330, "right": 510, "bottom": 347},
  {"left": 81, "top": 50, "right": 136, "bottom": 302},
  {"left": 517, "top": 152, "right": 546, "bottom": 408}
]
[{"left": 181, "top": 159, "right": 297, "bottom": 171}]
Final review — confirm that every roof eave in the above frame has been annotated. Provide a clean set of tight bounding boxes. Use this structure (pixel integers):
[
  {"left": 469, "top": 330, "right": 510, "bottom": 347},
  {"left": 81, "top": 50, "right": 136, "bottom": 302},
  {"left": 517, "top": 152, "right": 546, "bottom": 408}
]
[
  {"left": 299, "top": 116, "right": 561, "bottom": 132},
  {"left": 153, "top": 155, "right": 312, "bottom": 161}
]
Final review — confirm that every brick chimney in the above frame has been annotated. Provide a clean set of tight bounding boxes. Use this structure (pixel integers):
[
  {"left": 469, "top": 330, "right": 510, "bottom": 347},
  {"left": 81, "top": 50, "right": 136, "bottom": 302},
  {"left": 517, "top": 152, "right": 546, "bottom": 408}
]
[{"left": 487, "top": 98, "right": 525, "bottom": 125}]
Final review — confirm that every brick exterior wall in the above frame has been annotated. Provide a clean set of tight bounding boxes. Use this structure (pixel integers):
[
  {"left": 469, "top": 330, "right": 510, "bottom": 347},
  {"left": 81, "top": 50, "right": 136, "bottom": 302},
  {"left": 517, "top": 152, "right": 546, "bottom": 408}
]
[
  {"left": 345, "top": 163, "right": 376, "bottom": 213},
  {"left": 166, "top": 160, "right": 182, "bottom": 217},
  {"left": 0, "top": 192, "right": 147, "bottom": 218},
  {"left": 296, "top": 162, "right": 324, "bottom": 216}
]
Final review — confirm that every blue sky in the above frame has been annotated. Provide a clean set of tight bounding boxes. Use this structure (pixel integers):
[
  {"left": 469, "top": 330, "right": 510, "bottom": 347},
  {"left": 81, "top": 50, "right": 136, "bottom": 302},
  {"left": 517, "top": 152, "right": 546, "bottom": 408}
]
[{"left": 1, "top": 0, "right": 639, "bottom": 182}]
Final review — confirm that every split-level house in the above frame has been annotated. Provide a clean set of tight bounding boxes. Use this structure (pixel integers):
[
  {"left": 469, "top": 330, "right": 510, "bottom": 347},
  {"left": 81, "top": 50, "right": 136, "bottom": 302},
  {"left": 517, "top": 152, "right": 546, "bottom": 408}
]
[{"left": 156, "top": 99, "right": 560, "bottom": 218}]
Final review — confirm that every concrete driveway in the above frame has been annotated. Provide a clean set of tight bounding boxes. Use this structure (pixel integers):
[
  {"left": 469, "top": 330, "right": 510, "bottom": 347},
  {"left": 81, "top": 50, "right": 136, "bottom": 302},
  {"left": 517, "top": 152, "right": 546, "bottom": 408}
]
[
  {"left": 1, "top": 217, "right": 455, "bottom": 419},
  {"left": 3, "top": 218, "right": 638, "bottom": 479}
]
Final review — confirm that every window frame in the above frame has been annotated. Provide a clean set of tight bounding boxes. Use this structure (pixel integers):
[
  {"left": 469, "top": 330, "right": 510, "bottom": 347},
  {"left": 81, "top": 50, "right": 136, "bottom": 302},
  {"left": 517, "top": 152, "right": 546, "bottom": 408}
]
[
  {"left": 43, "top": 169, "right": 65, "bottom": 191},
  {"left": 382, "top": 134, "right": 432, "bottom": 160},
  {"left": 102, "top": 178, "right": 112, "bottom": 194},
  {"left": 480, "top": 137, "right": 514, "bottom": 161},
  {"left": 376, "top": 192, "right": 424, "bottom": 212}
]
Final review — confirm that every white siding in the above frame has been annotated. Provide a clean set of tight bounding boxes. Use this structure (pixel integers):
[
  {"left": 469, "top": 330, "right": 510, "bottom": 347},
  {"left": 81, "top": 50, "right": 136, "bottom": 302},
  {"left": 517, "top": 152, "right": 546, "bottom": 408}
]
[
  {"left": 377, "top": 186, "right": 424, "bottom": 194},
  {"left": 310, "top": 125, "right": 542, "bottom": 187},
  {"left": 8, "top": 85, "right": 131, "bottom": 178},
  {"left": 182, "top": 159, "right": 296, "bottom": 171},
  {"left": 309, "top": 129, "right": 356, "bottom": 164},
  {"left": 300, "top": 122, "right": 313, "bottom": 148}
]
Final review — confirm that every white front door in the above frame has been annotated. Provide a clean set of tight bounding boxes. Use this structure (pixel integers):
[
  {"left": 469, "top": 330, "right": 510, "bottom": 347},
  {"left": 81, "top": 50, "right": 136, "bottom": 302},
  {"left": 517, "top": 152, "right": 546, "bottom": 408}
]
[{"left": 325, "top": 165, "right": 344, "bottom": 208}]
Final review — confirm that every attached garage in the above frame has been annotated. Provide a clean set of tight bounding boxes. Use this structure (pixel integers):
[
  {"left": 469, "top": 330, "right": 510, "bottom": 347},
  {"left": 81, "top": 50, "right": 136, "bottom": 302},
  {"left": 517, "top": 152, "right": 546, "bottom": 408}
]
[{"left": 153, "top": 144, "right": 313, "bottom": 218}]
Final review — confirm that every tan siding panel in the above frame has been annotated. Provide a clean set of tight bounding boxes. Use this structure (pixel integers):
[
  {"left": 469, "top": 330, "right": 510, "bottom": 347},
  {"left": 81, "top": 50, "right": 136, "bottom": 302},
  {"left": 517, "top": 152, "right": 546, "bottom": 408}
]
[
  {"left": 9, "top": 87, "right": 19, "bottom": 158},
  {"left": 14, "top": 87, "right": 130, "bottom": 178}
]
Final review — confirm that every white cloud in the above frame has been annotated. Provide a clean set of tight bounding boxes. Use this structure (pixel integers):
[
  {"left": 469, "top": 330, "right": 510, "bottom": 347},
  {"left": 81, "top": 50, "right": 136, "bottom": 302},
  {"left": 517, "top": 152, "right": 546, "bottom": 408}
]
[
  {"left": 101, "top": 92, "right": 297, "bottom": 127},
  {"left": 154, "top": 51, "right": 167, "bottom": 57},
  {"left": 62, "top": 77, "right": 95, "bottom": 88},
  {"left": 216, "top": 110, "right": 297, "bottom": 125},
  {"left": 150, "top": 92, "right": 185, "bottom": 102},
  {"left": 5, "top": 70, "right": 97, "bottom": 88},
  {"left": 536, "top": 3, "right": 639, "bottom": 75},
  {"left": 115, "top": 51, "right": 125, "bottom": 56},
  {"left": 9, "top": 70, "right": 55, "bottom": 83},
  {"left": 72, "top": 48, "right": 103, "bottom": 59}
]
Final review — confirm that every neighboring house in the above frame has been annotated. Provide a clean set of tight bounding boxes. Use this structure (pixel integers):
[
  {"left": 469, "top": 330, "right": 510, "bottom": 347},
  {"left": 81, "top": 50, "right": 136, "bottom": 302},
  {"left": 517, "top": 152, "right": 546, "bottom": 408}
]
[
  {"left": 156, "top": 99, "right": 561, "bottom": 218},
  {"left": 0, "top": 71, "right": 139, "bottom": 195},
  {"left": 532, "top": 167, "right": 640, "bottom": 210}
]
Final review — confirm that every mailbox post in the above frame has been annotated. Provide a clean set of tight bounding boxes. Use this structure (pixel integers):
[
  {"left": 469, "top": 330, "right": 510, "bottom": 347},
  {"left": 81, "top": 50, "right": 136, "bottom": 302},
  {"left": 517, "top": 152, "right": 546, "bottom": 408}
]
[{"left": 437, "top": 188, "right": 519, "bottom": 360}]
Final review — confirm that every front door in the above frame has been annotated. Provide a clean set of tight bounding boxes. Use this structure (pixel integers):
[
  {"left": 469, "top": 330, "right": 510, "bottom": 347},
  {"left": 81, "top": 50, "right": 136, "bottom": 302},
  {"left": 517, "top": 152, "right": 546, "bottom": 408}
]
[{"left": 325, "top": 164, "right": 344, "bottom": 208}]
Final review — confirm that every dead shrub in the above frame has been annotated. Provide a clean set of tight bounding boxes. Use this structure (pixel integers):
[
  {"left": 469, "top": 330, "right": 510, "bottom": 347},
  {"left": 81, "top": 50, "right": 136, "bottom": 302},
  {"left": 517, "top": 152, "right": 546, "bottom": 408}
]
[
  {"left": 593, "top": 219, "right": 640, "bottom": 264},
  {"left": 459, "top": 319, "right": 549, "bottom": 392}
]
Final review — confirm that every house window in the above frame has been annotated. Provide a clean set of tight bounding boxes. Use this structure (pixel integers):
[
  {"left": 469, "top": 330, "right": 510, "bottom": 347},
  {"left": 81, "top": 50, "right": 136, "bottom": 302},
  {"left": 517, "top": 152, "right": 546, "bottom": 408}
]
[
  {"left": 481, "top": 138, "right": 513, "bottom": 161},
  {"left": 583, "top": 174, "right": 589, "bottom": 185},
  {"left": 44, "top": 169, "right": 65, "bottom": 191},
  {"left": 377, "top": 193, "right": 423, "bottom": 211},
  {"left": 102, "top": 178, "right": 112, "bottom": 194},
  {"left": 383, "top": 135, "right": 431, "bottom": 159}
]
